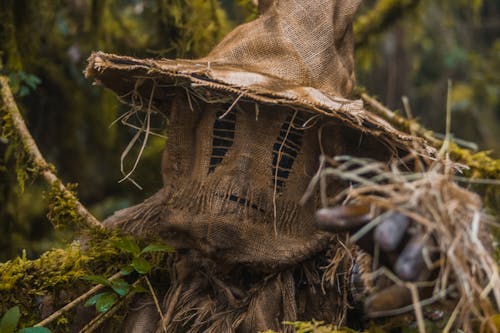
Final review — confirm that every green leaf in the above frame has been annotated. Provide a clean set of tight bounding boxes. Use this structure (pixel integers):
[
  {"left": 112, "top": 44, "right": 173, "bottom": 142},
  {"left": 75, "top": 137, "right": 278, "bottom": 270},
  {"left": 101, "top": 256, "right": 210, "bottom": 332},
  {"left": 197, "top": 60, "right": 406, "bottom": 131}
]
[
  {"left": 84, "top": 292, "right": 107, "bottom": 307},
  {"left": 95, "top": 292, "right": 118, "bottom": 313},
  {"left": 110, "top": 278, "right": 130, "bottom": 296},
  {"left": 0, "top": 306, "right": 20, "bottom": 333},
  {"left": 24, "top": 74, "right": 41, "bottom": 89},
  {"left": 131, "top": 285, "right": 148, "bottom": 293},
  {"left": 19, "top": 86, "right": 30, "bottom": 97},
  {"left": 131, "top": 257, "right": 151, "bottom": 274},
  {"left": 18, "top": 327, "right": 52, "bottom": 333},
  {"left": 120, "top": 265, "right": 135, "bottom": 276},
  {"left": 81, "top": 275, "right": 111, "bottom": 287},
  {"left": 140, "top": 244, "right": 175, "bottom": 254},
  {"left": 113, "top": 238, "right": 141, "bottom": 256}
]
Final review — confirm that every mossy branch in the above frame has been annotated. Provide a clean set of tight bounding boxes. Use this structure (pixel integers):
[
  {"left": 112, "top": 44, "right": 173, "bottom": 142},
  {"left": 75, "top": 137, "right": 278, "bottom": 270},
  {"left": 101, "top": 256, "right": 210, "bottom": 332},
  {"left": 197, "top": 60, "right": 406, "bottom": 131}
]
[
  {"left": 0, "top": 70, "right": 103, "bottom": 230},
  {"left": 361, "top": 92, "right": 441, "bottom": 146},
  {"left": 361, "top": 92, "right": 500, "bottom": 182},
  {"left": 354, "top": 0, "right": 421, "bottom": 48}
]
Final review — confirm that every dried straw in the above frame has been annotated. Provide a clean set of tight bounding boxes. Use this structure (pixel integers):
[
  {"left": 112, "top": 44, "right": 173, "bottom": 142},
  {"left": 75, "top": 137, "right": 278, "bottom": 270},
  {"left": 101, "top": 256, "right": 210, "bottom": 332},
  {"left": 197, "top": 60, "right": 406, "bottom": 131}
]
[{"left": 304, "top": 155, "right": 499, "bottom": 331}]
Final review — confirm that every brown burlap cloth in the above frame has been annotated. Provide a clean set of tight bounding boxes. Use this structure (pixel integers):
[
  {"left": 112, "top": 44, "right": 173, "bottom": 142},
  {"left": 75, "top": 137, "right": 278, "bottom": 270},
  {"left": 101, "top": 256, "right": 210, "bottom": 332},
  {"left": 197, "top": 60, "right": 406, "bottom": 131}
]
[
  {"left": 86, "top": 0, "right": 434, "bottom": 157},
  {"left": 85, "top": 1, "right": 437, "bottom": 332}
]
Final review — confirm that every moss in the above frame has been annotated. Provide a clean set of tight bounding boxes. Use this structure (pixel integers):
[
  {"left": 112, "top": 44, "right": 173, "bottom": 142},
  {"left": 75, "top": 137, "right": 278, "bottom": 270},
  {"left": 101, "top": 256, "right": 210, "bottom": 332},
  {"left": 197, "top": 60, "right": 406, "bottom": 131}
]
[
  {"left": 45, "top": 182, "right": 83, "bottom": 229},
  {"left": 354, "top": 0, "right": 421, "bottom": 48},
  {"left": 261, "top": 321, "right": 357, "bottom": 333},
  {"left": 449, "top": 145, "right": 500, "bottom": 180},
  {"left": 356, "top": 90, "right": 500, "bottom": 185},
  {"left": 235, "top": 0, "right": 259, "bottom": 21},
  {"left": 448, "top": 145, "right": 500, "bottom": 222},
  {"left": 0, "top": 232, "right": 126, "bottom": 325},
  {"left": 447, "top": 146, "right": 500, "bottom": 259},
  {"left": 153, "top": 0, "right": 231, "bottom": 58},
  {"left": 1, "top": 96, "right": 29, "bottom": 192},
  {"left": 0, "top": 226, "right": 174, "bottom": 330},
  {"left": 0, "top": 0, "right": 23, "bottom": 72},
  {"left": 1, "top": 78, "right": 55, "bottom": 193}
]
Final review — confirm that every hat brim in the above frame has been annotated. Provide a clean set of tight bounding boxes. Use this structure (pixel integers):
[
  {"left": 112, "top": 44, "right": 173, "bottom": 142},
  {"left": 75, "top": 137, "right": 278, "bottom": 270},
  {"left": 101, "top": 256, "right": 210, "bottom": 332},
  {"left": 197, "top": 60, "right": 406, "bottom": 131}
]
[{"left": 85, "top": 51, "right": 436, "bottom": 159}]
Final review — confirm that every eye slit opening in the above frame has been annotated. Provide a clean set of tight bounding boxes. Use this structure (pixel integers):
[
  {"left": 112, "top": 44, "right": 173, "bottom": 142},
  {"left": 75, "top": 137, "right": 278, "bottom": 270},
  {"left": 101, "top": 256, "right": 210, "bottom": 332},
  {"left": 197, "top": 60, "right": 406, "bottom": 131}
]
[
  {"left": 228, "top": 194, "right": 266, "bottom": 213},
  {"left": 272, "top": 112, "right": 305, "bottom": 192},
  {"left": 208, "top": 111, "right": 236, "bottom": 174}
]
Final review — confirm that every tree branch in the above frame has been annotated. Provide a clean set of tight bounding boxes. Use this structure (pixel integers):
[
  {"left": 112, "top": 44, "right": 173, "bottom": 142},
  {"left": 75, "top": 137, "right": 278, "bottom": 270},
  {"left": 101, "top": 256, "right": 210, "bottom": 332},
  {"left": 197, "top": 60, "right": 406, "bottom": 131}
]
[
  {"left": 360, "top": 92, "right": 441, "bottom": 146},
  {"left": 0, "top": 72, "right": 103, "bottom": 230},
  {"left": 35, "top": 272, "right": 121, "bottom": 328},
  {"left": 355, "top": 0, "right": 422, "bottom": 48}
]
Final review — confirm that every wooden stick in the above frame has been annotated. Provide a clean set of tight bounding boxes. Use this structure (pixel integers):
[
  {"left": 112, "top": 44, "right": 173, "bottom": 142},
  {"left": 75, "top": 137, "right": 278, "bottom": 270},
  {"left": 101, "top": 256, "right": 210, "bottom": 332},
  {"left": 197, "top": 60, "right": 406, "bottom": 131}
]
[
  {"left": 0, "top": 73, "right": 103, "bottom": 230},
  {"left": 77, "top": 278, "right": 144, "bottom": 333},
  {"left": 34, "top": 272, "right": 122, "bottom": 328},
  {"left": 145, "top": 276, "right": 166, "bottom": 332},
  {"left": 78, "top": 290, "right": 135, "bottom": 333},
  {"left": 78, "top": 299, "right": 124, "bottom": 333},
  {"left": 361, "top": 92, "right": 442, "bottom": 146},
  {"left": 407, "top": 283, "right": 426, "bottom": 333}
]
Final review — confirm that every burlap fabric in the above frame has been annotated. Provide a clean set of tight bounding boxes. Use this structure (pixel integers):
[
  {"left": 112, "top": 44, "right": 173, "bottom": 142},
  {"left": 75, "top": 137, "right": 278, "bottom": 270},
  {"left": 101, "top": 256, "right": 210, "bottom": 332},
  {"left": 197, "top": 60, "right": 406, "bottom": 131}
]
[
  {"left": 206, "top": 0, "right": 360, "bottom": 97},
  {"left": 85, "top": 1, "right": 437, "bottom": 332},
  {"left": 102, "top": 93, "right": 378, "bottom": 332},
  {"left": 86, "top": 0, "right": 435, "bottom": 157}
]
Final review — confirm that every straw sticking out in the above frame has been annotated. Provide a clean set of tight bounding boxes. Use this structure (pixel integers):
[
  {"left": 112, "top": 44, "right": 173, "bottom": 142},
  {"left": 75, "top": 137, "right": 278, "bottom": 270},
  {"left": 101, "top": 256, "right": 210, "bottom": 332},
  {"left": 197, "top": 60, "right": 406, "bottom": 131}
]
[{"left": 304, "top": 155, "right": 499, "bottom": 331}]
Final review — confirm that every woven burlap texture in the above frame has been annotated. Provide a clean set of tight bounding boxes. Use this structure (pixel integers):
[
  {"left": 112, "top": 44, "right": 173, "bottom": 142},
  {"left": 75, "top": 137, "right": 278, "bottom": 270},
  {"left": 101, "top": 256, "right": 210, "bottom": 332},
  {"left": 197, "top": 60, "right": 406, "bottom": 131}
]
[
  {"left": 85, "top": 0, "right": 435, "bottom": 157},
  {"left": 85, "top": 0, "right": 438, "bottom": 332},
  {"left": 206, "top": 0, "right": 361, "bottom": 97}
]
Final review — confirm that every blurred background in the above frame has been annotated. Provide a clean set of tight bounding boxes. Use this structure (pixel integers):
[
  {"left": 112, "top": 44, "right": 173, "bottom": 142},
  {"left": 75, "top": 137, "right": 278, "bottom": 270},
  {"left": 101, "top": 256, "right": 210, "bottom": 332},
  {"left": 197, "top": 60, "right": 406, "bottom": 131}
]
[{"left": 0, "top": 0, "right": 498, "bottom": 261}]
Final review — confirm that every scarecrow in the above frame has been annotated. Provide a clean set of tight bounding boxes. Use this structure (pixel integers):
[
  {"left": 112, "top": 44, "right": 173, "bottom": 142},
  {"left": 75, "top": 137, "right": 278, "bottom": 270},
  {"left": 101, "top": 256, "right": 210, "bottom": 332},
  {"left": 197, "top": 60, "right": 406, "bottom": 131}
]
[{"left": 84, "top": 0, "right": 497, "bottom": 332}]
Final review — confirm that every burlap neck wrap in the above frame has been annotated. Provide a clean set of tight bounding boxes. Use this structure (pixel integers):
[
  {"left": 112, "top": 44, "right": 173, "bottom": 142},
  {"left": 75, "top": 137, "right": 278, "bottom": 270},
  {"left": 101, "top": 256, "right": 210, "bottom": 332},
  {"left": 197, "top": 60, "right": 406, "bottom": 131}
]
[{"left": 86, "top": 1, "right": 436, "bottom": 332}]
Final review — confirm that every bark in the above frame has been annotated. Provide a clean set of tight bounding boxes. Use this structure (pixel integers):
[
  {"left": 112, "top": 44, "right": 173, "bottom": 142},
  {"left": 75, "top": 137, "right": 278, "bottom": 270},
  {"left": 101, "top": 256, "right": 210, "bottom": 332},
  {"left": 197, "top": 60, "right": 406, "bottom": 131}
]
[{"left": 0, "top": 68, "right": 103, "bottom": 230}]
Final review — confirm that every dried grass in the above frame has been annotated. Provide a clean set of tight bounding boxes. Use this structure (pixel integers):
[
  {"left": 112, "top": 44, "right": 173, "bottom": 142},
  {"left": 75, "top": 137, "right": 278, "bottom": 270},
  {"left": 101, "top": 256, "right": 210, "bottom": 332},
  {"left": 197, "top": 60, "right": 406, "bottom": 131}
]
[
  {"left": 111, "top": 79, "right": 167, "bottom": 189},
  {"left": 304, "top": 154, "right": 500, "bottom": 332}
]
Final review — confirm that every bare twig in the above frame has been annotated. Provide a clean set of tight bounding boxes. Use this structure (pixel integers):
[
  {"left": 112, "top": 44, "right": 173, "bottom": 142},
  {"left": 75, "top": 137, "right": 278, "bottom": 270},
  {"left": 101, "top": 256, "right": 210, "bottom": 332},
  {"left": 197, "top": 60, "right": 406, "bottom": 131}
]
[
  {"left": 145, "top": 276, "right": 166, "bottom": 332},
  {"left": 78, "top": 287, "right": 136, "bottom": 333},
  {"left": 402, "top": 96, "right": 413, "bottom": 121},
  {"left": 361, "top": 92, "right": 441, "bottom": 146},
  {"left": 35, "top": 272, "right": 122, "bottom": 328},
  {"left": 442, "top": 297, "right": 464, "bottom": 333},
  {"left": 439, "top": 80, "right": 452, "bottom": 156},
  {"left": 407, "top": 283, "right": 426, "bottom": 333},
  {"left": 0, "top": 74, "right": 103, "bottom": 230}
]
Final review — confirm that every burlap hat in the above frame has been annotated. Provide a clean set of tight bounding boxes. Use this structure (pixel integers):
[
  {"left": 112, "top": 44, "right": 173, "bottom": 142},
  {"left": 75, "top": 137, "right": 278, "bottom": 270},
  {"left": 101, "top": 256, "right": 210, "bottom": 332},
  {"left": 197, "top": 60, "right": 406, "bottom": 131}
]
[{"left": 85, "top": 0, "right": 434, "bottom": 157}]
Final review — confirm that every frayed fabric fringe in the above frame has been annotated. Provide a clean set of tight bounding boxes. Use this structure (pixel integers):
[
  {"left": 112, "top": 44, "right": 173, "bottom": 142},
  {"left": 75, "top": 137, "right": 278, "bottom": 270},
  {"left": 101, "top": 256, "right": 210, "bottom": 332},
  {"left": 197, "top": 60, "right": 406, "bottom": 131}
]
[{"left": 118, "top": 245, "right": 361, "bottom": 333}]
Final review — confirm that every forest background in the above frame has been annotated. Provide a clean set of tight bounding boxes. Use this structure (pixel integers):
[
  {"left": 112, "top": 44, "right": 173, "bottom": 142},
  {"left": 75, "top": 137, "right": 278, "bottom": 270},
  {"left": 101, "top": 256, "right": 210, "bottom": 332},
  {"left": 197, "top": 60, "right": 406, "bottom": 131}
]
[{"left": 0, "top": 0, "right": 499, "bottom": 261}]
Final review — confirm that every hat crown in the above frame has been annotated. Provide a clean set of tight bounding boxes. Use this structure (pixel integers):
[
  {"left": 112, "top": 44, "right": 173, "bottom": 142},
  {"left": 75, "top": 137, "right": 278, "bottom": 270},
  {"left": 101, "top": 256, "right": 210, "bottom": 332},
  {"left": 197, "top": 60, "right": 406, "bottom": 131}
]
[{"left": 206, "top": 0, "right": 362, "bottom": 97}]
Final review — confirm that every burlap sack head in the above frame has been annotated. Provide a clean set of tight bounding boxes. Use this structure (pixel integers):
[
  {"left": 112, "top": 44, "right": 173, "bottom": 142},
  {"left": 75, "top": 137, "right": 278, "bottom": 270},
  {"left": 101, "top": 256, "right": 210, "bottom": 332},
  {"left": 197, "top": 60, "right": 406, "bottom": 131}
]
[
  {"left": 86, "top": 0, "right": 435, "bottom": 269},
  {"left": 85, "top": 2, "right": 439, "bottom": 331}
]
